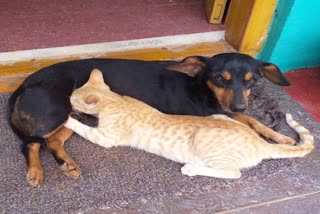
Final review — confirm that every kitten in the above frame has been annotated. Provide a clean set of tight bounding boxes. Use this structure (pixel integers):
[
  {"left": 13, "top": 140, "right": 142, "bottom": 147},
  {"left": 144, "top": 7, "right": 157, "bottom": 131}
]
[{"left": 65, "top": 69, "right": 314, "bottom": 178}]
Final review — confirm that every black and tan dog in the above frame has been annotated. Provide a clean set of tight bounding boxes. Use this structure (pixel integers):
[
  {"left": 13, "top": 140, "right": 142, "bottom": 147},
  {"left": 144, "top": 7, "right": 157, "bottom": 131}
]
[{"left": 8, "top": 53, "right": 293, "bottom": 187}]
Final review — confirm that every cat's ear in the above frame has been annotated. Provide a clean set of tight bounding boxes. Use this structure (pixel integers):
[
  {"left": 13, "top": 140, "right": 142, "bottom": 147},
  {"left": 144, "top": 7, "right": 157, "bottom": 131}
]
[
  {"left": 85, "top": 94, "right": 99, "bottom": 105},
  {"left": 88, "top": 68, "right": 111, "bottom": 90},
  {"left": 88, "top": 69, "right": 105, "bottom": 85}
]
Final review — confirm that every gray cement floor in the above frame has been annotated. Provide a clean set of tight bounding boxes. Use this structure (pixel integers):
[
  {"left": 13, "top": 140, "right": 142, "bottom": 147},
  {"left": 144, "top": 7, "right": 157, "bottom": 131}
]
[{"left": 0, "top": 79, "right": 319, "bottom": 213}]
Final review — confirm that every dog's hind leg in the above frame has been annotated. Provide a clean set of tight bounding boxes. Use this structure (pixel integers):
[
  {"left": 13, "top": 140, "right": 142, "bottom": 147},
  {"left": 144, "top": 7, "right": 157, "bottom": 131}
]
[
  {"left": 24, "top": 142, "right": 43, "bottom": 187},
  {"left": 46, "top": 127, "right": 81, "bottom": 179}
]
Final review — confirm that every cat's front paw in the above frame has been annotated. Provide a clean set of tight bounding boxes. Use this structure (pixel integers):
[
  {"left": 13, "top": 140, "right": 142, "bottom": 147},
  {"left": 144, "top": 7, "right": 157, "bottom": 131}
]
[
  {"left": 181, "top": 164, "right": 197, "bottom": 176},
  {"left": 64, "top": 117, "right": 77, "bottom": 129}
]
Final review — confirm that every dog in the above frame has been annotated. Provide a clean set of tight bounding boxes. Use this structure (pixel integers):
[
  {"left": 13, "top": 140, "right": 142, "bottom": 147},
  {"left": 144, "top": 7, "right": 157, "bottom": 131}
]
[{"left": 8, "top": 53, "right": 293, "bottom": 187}]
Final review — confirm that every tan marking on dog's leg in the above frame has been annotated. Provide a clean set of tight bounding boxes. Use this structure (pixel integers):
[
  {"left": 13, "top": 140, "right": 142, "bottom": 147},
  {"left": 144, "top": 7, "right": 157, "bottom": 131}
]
[
  {"left": 47, "top": 127, "right": 81, "bottom": 179},
  {"left": 233, "top": 113, "right": 295, "bottom": 145},
  {"left": 26, "top": 143, "right": 43, "bottom": 187},
  {"left": 42, "top": 124, "right": 66, "bottom": 139}
]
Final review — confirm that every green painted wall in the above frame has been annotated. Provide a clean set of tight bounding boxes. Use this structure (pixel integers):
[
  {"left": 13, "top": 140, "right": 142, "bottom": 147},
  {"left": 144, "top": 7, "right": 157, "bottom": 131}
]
[{"left": 257, "top": 0, "right": 320, "bottom": 72}]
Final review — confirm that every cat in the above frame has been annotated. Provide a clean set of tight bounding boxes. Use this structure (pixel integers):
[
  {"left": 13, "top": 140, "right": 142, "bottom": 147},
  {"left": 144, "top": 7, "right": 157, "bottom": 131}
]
[{"left": 64, "top": 69, "right": 314, "bottom": 178}]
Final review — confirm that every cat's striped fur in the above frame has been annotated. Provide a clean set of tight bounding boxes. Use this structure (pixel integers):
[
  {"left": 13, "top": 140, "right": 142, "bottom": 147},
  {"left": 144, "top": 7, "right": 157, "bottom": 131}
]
[{"left": 65, "top": 69, "right": 314, "bottom": 178}]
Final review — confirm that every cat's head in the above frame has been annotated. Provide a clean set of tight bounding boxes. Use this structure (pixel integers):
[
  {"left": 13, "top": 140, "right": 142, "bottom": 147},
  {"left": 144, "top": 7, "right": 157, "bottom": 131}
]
[{"left": 70, "top": 69, "right": 110, "bottom": 115}]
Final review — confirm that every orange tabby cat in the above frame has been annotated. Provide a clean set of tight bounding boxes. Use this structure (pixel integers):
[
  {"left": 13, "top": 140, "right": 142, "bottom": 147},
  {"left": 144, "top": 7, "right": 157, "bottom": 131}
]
[{"left": 64, "top": 69, "right": 314, "bottom": 178}]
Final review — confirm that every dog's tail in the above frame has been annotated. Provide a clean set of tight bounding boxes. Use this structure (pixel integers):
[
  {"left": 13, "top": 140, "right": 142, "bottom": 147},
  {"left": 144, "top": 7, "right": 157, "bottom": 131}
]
[{"left": 264, "top": 114, "right": 314, "bottom": 159}]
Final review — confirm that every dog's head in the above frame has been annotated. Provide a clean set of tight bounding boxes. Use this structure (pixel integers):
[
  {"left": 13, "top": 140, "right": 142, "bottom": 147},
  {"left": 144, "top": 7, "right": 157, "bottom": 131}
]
[{"left": 170, "top": 53, "right": 290, "bottom": 113}]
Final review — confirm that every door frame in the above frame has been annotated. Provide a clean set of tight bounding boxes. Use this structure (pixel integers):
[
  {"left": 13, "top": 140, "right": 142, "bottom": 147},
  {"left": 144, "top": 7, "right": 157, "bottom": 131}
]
[{"left": 225, "top": 0, "right": 278, "bottom": 56}]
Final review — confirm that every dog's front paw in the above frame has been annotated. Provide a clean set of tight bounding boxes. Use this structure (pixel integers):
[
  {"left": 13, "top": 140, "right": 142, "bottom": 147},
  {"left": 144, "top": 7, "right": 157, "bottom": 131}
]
[
  {"left": 61, "top": 161, "right": 82, "bottom": 179},
  {"left": 26, "top": 167, "right": 43, "bottom": 187}
]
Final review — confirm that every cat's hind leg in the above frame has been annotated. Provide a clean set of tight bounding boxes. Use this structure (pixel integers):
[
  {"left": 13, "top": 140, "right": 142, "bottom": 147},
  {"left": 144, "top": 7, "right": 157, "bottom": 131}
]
[{"left": 181, "top": 163, "right": 241, "bottom": 179}]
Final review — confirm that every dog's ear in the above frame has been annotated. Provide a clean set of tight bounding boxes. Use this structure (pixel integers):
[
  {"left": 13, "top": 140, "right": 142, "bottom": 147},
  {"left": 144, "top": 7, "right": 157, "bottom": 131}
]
[
  {"left": 260, "top": 62, "right": 291, "bottom": 86},
  {"left": 166, "top": 56, "right": 206, "bottom": 77}
]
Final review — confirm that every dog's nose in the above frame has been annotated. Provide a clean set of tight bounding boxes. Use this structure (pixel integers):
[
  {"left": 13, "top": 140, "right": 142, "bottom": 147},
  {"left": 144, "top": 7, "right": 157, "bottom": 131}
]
[{"left": 231, "top": 104, "right": 246, "bottom": 112}]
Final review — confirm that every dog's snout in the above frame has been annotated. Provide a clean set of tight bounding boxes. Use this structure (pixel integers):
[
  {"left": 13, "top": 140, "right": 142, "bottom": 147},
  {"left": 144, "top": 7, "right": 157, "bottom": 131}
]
[{"left": 230, "top": 104, "right": 246, "bottom": 112}]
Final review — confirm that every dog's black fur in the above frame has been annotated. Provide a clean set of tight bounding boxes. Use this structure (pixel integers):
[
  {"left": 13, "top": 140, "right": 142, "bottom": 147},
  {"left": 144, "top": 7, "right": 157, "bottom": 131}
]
[{"left": 8, "top": 53, "right": 291, "bottom": 186}]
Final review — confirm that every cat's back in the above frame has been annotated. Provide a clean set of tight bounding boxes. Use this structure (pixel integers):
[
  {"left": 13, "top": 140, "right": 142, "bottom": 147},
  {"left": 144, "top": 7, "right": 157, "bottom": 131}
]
[
  {"left": 159, "top": 113, "right": 253, "bottom": 131},
  {"left": 119, "top": 96, "right": 258, "bottom": 140}
]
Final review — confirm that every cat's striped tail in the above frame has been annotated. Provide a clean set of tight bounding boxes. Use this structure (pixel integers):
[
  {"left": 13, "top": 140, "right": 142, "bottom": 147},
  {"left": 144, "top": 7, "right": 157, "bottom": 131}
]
[
  {"left": 266, "top": 114, "right": 314, "bottom": 159},
  {"left": 286, "top": 113, "right": 314, "bottom": 149}
]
